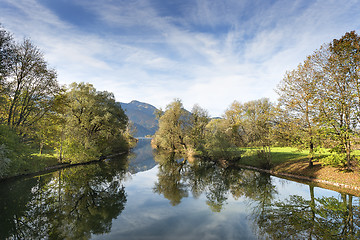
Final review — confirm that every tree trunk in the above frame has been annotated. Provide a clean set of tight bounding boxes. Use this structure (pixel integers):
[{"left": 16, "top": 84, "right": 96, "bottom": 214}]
[
  {"left": 309, "top": 140, "right": 314, "bottom": 167},
  {"left": 346, "top": 137, "right": 351, "bottom": 170},
  {"left": 59, "top": 138, "right": 63, "bottom": 163},
  {"left": 39, "top": 142, "right": 43, "bottom": 155}
]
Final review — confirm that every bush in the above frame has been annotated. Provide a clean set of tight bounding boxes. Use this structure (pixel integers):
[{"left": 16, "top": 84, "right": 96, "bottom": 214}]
[
  {"left": 320, "top": 152, "right": 347, "bottom": 168},
  {"left": 256, "top": 149, "right": 271, "bottom": 169},
  {"left": 0, "top": 144, "right": 11, "bottom": 177},
  {"left": 0, "top": 125, "right": 30, "bottom": 177}
]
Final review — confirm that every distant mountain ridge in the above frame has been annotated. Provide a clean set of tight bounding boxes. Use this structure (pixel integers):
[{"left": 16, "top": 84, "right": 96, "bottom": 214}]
[{"left": 119, "top": 100, "right": 159, "bottom": 137}]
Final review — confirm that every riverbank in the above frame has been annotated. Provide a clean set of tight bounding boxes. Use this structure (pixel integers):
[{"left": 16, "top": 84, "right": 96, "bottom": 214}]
[
  {"left": 235, "top": 147, "right": 360, "bottom": 196},
  {"left": 0, "top": 151, "right": 128, "bottom": 182}
]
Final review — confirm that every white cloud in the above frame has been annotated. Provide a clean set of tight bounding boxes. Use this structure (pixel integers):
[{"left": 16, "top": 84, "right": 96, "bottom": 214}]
[{"left": 1, "top": 0, "right": 360, "bottom": 116}]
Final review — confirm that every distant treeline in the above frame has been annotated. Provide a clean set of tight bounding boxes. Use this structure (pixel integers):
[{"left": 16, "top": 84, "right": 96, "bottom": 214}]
[
  {"left": 153, "top": 31, "right": 360, "bottom": 170},
  {"left": 0, "top": 25, "right": 132, "bottom": 178}
]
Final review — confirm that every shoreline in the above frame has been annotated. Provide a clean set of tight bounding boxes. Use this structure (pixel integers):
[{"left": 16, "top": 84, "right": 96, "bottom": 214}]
[
  {"left": 237, "top": 163, "right": 360, "bottom": 196},
  {"left": 0, "top": 151, "right": 127, "bottom": 182},
  {"left": 2, "top": 150, "right": 360, "bottom": 197}
]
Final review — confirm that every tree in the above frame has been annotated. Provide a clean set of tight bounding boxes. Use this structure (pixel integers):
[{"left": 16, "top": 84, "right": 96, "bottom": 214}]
[
  {"left": 0, "top": 24, "right": 15, "bottom": 82},
  {"left": 315, "top": 31, "right": 360, "bottom": 168},
  {"left": 33, "top": 91, "right": 67, "bottom": 156},
  {"left": 0, "top": 25, "right": 16, "bottom": 122},
  {"left": 187, "top": 104, "right": 210, "bottom": 152},
  {"left": 204, "top": 118, "right": 234, "bottom": 160},
  {"left": 242, "top": 98, "right": 274, "bottom": 167},
  {"left": 224, "top": 100, "right": 248, "bottom": 147},
  {"left": 3, "top": 39, "right": 60, "bottom": 133},
  {"left": 0, "top": 124, "right": 31, "bottom": 177},
  {"left": 276, "top": 56, "right": 320, "bottom": 166},
  {"left": 63, "top": 82, "right": 128, "bottom": 162},
  {"left": 152, "top": 99, "right": 190, "bottom": 152}
]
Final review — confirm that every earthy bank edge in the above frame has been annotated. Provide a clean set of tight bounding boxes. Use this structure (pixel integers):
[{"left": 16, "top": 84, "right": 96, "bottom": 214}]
[
  {"left": 238, "top": 164, "right": 360, "bottom": 197},
  {"left": 0, "top": 152, "right": 128, "bottom": 182}
]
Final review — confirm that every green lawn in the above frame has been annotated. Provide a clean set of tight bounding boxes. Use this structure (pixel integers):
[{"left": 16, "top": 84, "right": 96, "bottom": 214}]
[{"left": 237, "top": 147, "right": 331, "bottom": 168}]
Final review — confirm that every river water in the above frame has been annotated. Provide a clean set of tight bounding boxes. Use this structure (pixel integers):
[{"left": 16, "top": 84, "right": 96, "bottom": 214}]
[{"left": 1, "top": 139, "right": 359, "bottom": 239}]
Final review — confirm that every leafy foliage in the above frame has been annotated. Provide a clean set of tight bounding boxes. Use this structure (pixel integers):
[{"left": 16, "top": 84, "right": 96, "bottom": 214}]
[
  {"left": 3, "top": 39, "right": 60, "bottom": 132},
  {"left": 204, "top": 119, "right": 234, "bottom": 160},
  {"left": 0, "top": 25, "right": 132, "bottom": 177},
  {"left": 0, "top": 125, "right": 30, "bottom": 175},
  {"left": 223, "top": 98, "right": 274, "bottom": 166},
  {"left": 276, "top": 31, "right": 360, "bottom": 169},
  {"left": 320, "top": 152, "right": 348, "bottom": 168},
  {"left": 0, "top": 144, "right": 10, "bottom": 178},
  {"left": 62, "top": 82, "right": 129, "bottom": 163},
  {"left": 152, "top": 99, "right": 191, "bottom": 152}
]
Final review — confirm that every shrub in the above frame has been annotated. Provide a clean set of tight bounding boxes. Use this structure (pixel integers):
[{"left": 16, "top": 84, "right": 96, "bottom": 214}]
[
  {"left": 320, "top": 152, "right": 347, "bottom": 168},
  {"left": 0, "top": 125, "right": 30, "bottom": 176},
  {"left": 0, "top": 144, "right": 11, "bottom": 177}
]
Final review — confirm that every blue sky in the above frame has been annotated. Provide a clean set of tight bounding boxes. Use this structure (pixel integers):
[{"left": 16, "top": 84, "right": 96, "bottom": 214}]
[{"left": 1, "top": 0, "right": 360, "bottom": 116}]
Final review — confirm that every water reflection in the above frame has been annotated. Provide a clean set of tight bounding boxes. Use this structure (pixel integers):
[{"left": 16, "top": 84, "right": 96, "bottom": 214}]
[
  {"left": 0, "top": 156, "right": 128, "bottom": 239},
  {"left": 153, "top": 150, "right": 277, "bottom": 213},
  {"left": 0, "top": 140, "right": 360, "bottom": 239},
  {"left": 255, "top": 191, "right": 360, "bottom": 239},
  {"left": 152, "top": 149, "right": 360, "bottom": 239}
]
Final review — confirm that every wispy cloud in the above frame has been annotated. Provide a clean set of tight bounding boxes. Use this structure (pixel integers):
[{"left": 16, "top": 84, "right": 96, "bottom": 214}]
[{"left": 1, "top": 0, "right": 359, "bottom": 116}]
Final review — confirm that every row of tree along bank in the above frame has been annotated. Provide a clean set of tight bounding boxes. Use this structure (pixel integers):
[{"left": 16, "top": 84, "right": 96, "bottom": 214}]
[
  {"left": 0, "top": 25, "right": 133, "bottom": 178},
  {"left": 153, "top": 31, "right": 360, "bottom": 174}
]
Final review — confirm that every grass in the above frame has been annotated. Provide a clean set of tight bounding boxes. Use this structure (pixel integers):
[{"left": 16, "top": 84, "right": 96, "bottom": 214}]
[
  {"left": 235, "top": 146, "right": 360, "bottom": 194},
  {"left": 238, "top": 147, "right": 310, "bottom": 168},
  {"left": 238, "top": 146, "right": 338, "bottom": 167}
]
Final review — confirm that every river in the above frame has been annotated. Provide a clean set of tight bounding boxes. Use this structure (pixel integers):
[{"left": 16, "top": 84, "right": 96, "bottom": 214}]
[{"left": 0, "top": 139, "right": 359, "bottom": 239}]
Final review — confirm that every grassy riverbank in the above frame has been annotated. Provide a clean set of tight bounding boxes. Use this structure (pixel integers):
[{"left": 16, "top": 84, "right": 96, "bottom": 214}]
[{"left": 236, "top": 147, "right": 360, "bottom": 192}]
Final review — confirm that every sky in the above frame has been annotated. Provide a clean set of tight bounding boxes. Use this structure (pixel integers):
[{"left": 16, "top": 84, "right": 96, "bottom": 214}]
[{"left": 1, "top": 0, "right": 360, "bottom": 117}]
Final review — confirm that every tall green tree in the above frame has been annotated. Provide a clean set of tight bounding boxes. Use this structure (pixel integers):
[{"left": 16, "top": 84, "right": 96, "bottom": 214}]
[
  {"left": 315, "top": 31, "right": 360, "bottom": 168},
  {"left": 0, "top": 25, "right": 15, "bottom": 122},
  {"left": 276, "top": 56, "right": 320, "bottom": 166},
  {"left": 63, "top": 82, "right": 128, "bottom": 162},
  {"left": 3, "top": 39, "right": 59, "bottom": 133},
  {"left": 152, "top": 99, "right": 190, "bottom": 152},
  {"left": 0, "top": 24, "right": 15, "bottom": 83},
  {"left": 187, "top": 104, "right": 210, "bottom": 152},
  {"left": 224, "top": 99, "right": 274, "bottom": 149},
  {"left": 224, "top": 100, "right": 248, "bottom": 147},
  {"left": 204, "top": 118, "right": 234, "bottom": 160},
  {"left": 243, "top": 98, "right": 274, "bottom": 166}
]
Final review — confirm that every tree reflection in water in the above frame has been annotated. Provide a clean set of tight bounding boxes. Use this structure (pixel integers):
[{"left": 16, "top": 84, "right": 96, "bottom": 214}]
[
  {"left": 153, "top": 150, "right": 277, "bottom": 212},
  {"left": 2, "top": 147, "right": 360, "bottom": 239},
  {"left": 254, "top": 188, "right": 360, "bottom": 240},
  {"left": 153, "top": 151, "right": 188, "bottom": 206},
  {"left": 0, "top": 159, "right": 128, "bottom": 240},
  {"left": 153, "top": 151, "right": 360, "bottom": 239}
]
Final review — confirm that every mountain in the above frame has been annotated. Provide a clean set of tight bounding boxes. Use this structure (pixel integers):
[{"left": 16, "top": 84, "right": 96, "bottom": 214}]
[{"left": 119, "top": 100, "right": 159, "bottom": 137}]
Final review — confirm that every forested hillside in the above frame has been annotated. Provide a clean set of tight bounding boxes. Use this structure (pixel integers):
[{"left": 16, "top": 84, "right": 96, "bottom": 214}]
[{"left": 119, "top": 100, "right": 158, "bottom": 137}]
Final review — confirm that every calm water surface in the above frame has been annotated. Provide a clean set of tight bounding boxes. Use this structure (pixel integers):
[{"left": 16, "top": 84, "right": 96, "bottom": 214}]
[{"left": 1, "top": 139, "right": 359, "bottom": 239}]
